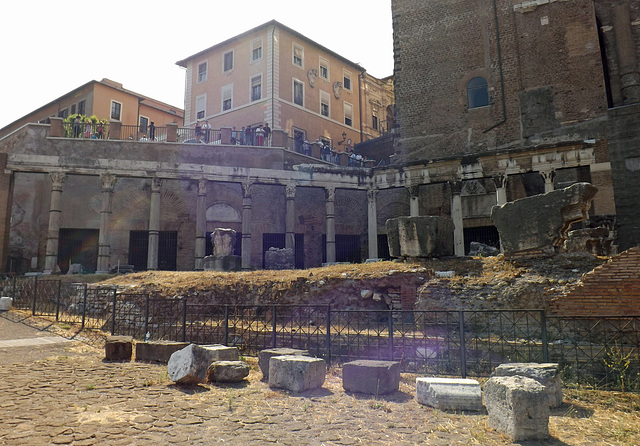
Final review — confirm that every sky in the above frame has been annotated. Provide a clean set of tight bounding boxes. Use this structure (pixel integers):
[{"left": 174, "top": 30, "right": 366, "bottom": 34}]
[{"left": 0, "top": 0, "right": 394, "bottom": 130}]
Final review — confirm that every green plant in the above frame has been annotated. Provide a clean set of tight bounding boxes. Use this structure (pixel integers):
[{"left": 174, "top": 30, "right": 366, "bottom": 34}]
[{"left": 604, "top": 342, "right": 632, "bottom": 392}]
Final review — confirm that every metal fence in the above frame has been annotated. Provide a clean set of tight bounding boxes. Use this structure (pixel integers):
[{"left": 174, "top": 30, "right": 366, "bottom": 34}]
[{"left": 2, "top": 274, "right": 639, "bottom": 392}]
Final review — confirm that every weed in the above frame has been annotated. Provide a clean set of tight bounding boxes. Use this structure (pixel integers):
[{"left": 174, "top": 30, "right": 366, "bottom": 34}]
[
  {"left": 302, "top": 401, "right": 310, "bottom": 412},
  {"left": 604, "top": 342, "right": 632, "bottom": 392},
  {"left": 85, "top": 384, "right": 95, "bottom": 390}
]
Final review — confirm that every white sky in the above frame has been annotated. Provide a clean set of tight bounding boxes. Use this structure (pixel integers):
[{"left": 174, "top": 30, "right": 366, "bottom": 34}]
[{"left": 0, "top": 0, "right": 394, "bottom": 130}]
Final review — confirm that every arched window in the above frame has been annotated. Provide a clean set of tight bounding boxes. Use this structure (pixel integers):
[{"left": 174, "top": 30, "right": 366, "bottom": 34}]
[{"left": 467, "top": 77, "right": 489, "bottom": 109}]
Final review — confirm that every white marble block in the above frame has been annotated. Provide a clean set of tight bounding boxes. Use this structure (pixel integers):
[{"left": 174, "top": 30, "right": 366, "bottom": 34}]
[{"left": 416, "top": 377, "right": 483, "bottom": 411}]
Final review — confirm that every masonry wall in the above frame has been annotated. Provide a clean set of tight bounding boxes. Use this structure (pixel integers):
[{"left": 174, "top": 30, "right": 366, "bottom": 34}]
[{"left": 553, "top": 246, "right": 640, "bottom": 316}]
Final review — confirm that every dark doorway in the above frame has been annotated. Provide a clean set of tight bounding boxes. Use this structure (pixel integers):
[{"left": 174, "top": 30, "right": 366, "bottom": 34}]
[
  {"left": 128, "top": 230, "right": 178, "bottom": 271},
  {"left": 322, "top": 234, "right": 362, "bottom": 263},
  {"left": 377, "top": 234, "right": 391, "bottom": 260},
  {"left": 262, "top": 233, "right": 304, "bottom": 269},
  {"left": 463, "top": 226, "right": 500, "bottom": 255},
  {"left": 58, "top": 229, "right": 99, "bottom": 274}
]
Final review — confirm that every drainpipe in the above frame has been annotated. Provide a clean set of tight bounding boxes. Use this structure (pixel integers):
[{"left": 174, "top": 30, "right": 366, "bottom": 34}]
[
  {"left": 271, "top": 25, "right": 276, "bottom": 131},
  {"left": 483, "top": 0, "right": 507, "bottom": 134},
  {"left": 358, "top": 70, "right": 365, "bottom": 143}
]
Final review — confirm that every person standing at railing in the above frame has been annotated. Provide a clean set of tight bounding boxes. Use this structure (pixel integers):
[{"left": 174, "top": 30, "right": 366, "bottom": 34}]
[
  {"left": 263, "top": 123, "right": 271, "bottom": 146},
  {"left": 97, "top": 122, "right": 104, "bottom": 139},
  {"left": 149, "top": 122, "right": 155, "bottom": 141},
  {"left": 239, "top": 126, "right": 246, "bottom": 145},
  {"left": 195, "top": 121, "right": 202, "bottom": 141},
  {"left": 84, "top": 120, "right": 92, "bottom": 138},
  {"left": 202, "top": 120, "right": 211, "bottom": 143},
  {"left": 73, "top": 115, "right": 81, "bottom": 138},
  {"left": 255, "top": 124, "right": 265, "bottom": 146}
]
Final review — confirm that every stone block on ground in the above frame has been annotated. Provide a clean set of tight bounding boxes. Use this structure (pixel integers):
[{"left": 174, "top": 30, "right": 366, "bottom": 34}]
[
  {"left": 491, "top": 362, "right": 562, "bottom": 408},
  {"left": 342, "top": 360, "right": 401, "bottom": 395},
  {"left": 105, "top": 335, "right": 133, "bottom": 361},
  {"left": 206, "top": 360, "right": 250, "bottom": 383},
  {"left": 415, "top": 377, "right": 483, "bottom": 411},
  {"left": 0, "top": 297, "right": 13, "bottom": 311},
  {"left": 385, "top": 216, "right": 454, "bottom": 258},
  {"left": 264, "top": 247, "right": 295, "bottom": 270},
  {"left": 484, "top": 375, "right": 550, "bottom": 441},
  {"left": 135, "top": 341, "right": 190, "bottom": 363},
  {"left": 491, "top": 182, "right": 598, "bottom": 258},
  {"left": 168, "top": 344, "right": 240, "bottom": 385},
  {"left": 258, "top": 348, "right": 310, "bottom": 380},
  {"left": 269, "top": 355, "right": 326, "bottom": 392}
]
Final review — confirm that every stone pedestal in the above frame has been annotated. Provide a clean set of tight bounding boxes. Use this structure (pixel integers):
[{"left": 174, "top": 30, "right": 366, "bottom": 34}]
[
  {"left": 0, "top": 297, "right": 12, "bottom": 311},
  {"left": 135, "top": 341, "right": 190, "bottom": 363},
  {"left": 484, "top": 376, "right": 550, "bottom": 441},
  {"left": 416, "top": 377, "right": 483, "bottom": 411},
  {"left": 203, "top": 255, "right": 241, "bottom": 271},
  {"left": 269, "top": 355, "right": 326, "bottom": 392},
  {"left": 342, "top": 360, "right": 401, "bottom": 395},
  {"left": 491, "top": 363, "right": 563, "bottom": 408},
  {"left": 264, "top": 247, "right": 295, "bottom": 270},
  {"left": 105, "top": 336, "right": 133, "bottom": 361},
  {"left": 258, "top": 348, "right": 310, "bottom": 380},
  {"left": 386, "top": 216, "right": 454, "bottom": 258}
]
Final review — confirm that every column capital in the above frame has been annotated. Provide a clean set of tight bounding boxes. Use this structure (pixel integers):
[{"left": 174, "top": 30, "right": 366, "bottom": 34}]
[
  {"left": 242, "top": 181, "right": 253, "bottom": 198},
  {"left": 198, "top": 178, "right": 207, "bottom": 196},
  {"left": 492, "top": 173, "right": 508, "bottom": 189},
  {"left": 367, "top": 188, "right": 378, "bottom": 202},
  {"left": 539, "top": 169, "right": 556, "bottom": 183},
  {"left": 449, "top": 180, "right": 463, "bottom": 195},
  {"left": 405, "top": 185, "right": 419, "bottom": 198},
  {"left": 100, "top": 172, "right": 117, "bottom": 192},
  {"left": 49, "top": 171, "right": 66, "bottom": 188},
  {"left": 325, "top": 186, "right": 335, "bottom": 202},
  {"left": 285, "top": 183, "right": 297, "bottom": 199},
  {"left": 151, "top": 177, "right": 163, "bottom": 192}
]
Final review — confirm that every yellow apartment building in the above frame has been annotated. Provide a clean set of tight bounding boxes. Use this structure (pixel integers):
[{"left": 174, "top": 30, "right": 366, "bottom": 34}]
[
  {"left": 0, "top": 78, "right": 184, "bottom": 139},
  {"left": 176, "top": 20, "right": 393, "bottom": 150}
]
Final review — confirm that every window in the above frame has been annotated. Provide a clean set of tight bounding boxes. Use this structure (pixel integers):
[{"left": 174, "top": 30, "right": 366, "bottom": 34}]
[
  {"left": 251, "top": 75, "right": 262, "bottom": 102},
  {"left": 319, "top": 58, "right": 329, "bottom": 80},
  {"left": 293, "top": 79, "right": 304, "bottom": 106},
  {"left": 372, "top": 114, "right": 378, "bottom": 130},
  {"left": 223, "top": 50, "right": 234, "bottom": 73},
  {"left": 293, "top": 44, "right": 303, "bottom": 67},
  {"left": 343, "top": 70, "right": 352, "bottom": 91},
  {"left": 71, "top": 104, "right": 76, "bottom": 115},
  {"left": 222, "top": 85, "right": 233, "bottom": 111},
  {"left": 467, "top": 76, "right": 489, "bottom": 108},
  {"left": 78, "top": 100, "right": 85, "bottom": 116},
  {"left": 110, "top": 101, "right": 122, "bottom": 120},
  {"left": 58, "top": 109, "right": 68, "bottom": 119},
  {"left": 320, "top": 91, "right": 330, "bottom": 117},
  {"left": 251, "top": 38, "right": 262, "bottom": 62},
  {"left": 197, "top": 61, "right": 208, "bottom": 83},
  {"left": 344, "top": 102, "right": 353, "bottom": 127},
  {"left": 139, "top": 116, "right": 149, "bottom": 134},
  {"left": 196, "top": 94, "right": 206, "bottom": 119}
]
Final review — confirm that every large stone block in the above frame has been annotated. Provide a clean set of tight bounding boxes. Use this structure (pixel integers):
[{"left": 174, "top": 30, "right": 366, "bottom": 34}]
[
  {"left": 342, "top": 360, "right": 401, "bottom": 395},
  {"left": 264, "top": 247, "right": 295, "bottom": 270},
  {"left": 415, "top": 377, "right": 482, "bottom": 411},
  {"left": 0, "top": 297, "right": 12, "bottom": 311},
  {"left": 206, "top": 360, "right": 250, "bottom": 383},
  {"left": 105, "top": 336, "right": 133, "bottom": 361},
  {"left": 168, "top": 344, "right": 239, "bottom": 384},
  {"left": 135, "top": 341, "right": 190, "bottom": 364},
  {"left": 491, "top": 363, "right": 562, "bottom": 408},
  {"left": 258, "top": 348, "right": 310, "bottom": 380},
  {"left": 385, "top": 216, "right": 454, "bottom": 258},
  {"left": 484, "top": 376, "right": 550, "bottom": 441},
  {"left": 491, "top": 182, "right": 598, "bottom": 258},
  {"left": 269, "top": 355, "right": 326, "bottom": 392}
]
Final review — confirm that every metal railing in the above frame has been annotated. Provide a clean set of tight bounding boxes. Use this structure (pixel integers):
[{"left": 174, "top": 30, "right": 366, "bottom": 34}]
[{"left": 3, "top": 275, "right": 639, "bottom": 391}]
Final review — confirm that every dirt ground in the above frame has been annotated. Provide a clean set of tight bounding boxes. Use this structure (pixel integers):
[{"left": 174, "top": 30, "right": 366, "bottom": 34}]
[{"left": 1, "top": 311, "right": 639, "bottom": 446}]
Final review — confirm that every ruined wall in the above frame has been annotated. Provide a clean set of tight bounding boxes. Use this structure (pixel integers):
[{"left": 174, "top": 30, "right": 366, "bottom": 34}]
[
  {"left": 553, "top": 246, "right": 640, "bottom": 315},
  {"left": 391, "top": 0, "right": 608, "bottom": 163}
]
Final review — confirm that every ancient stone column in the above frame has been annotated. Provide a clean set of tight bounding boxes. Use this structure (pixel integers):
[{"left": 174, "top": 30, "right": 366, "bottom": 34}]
[
  {"left": 449, "top": 180, "right": 465, "bottom": 257},
  {"left": 614, "top": 3, "right": 640, "bottom": 104},
  {"left": 540, "top": 170, "right": 555, "bottom": 194},
  {"left": 241, "top": 182, "right": 253, "bottom": 270},
  {"left": 493, "top": 174, "right": 508, "bottom": 206},
  {"left": 408, "top": 185, "right": 420, "bottom": 217},
  {"left": 367, "top": 188, "right": 379, "bottom": 259},
  {"left": 96, "top": 173, "right": 117, "bottom": 274},
  {"left": 285, "top": 183, "right": 296, "bottom": 250},
  {"left": 325, "top": 186, "right": 336, "bottom": 263},
  {"left": 43, "top": 172, "right": 66, "bottom": 274},
  {"left": 194, "top": 179, "right": 207, "bottom": 271},
  {"left": 147, "top": 178, "right": 162, "bottom": 270}
]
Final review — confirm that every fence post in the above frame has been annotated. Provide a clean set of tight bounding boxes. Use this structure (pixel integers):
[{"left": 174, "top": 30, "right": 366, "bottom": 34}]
[
  {"left": 55, "top": 280, "right": 62, "bottom": 321},
  {"left": 224, "top": 305, "right": 229, "bottom": 346},
  {"left": 31, "top": 276, "right": 38, "bottom": 316},
  {"left": 388, "top": 310, "right": 394, "bottom": 361},
  {"left": 111, "top": 288, "right": 117, "bottom": 335},
  {"left": 459, "top": 311, "right": 467, "bottom": 379},
  {"left": 182, "top": 298, "right": 187, "bottom": 343},
  {"left": 272, "top": 305, "right": 277, "bottom": 348},
  {"left": 541, "top": 310, "right": 549, "bottom": 362},
  {"left": 326, "top": 306, "right": 331, "bottom": 365},
  {"left": 11, "top": 275, "right": 16, "bottom": 300},
  {"left": 81, "top": 284, "right": 87, "bottom": 329},
  {"left": 144, "top": 294, "right": 150, "bottom": 340}
]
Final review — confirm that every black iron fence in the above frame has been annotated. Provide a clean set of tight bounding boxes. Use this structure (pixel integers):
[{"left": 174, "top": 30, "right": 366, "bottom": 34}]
[{"left": 2, "top": 274, "right": 639, "bottom": 392}]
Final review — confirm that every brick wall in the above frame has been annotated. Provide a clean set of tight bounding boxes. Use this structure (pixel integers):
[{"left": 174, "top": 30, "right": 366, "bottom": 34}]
[{"left": 553, "top": 247, "right": 640, "bottom": 316}]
